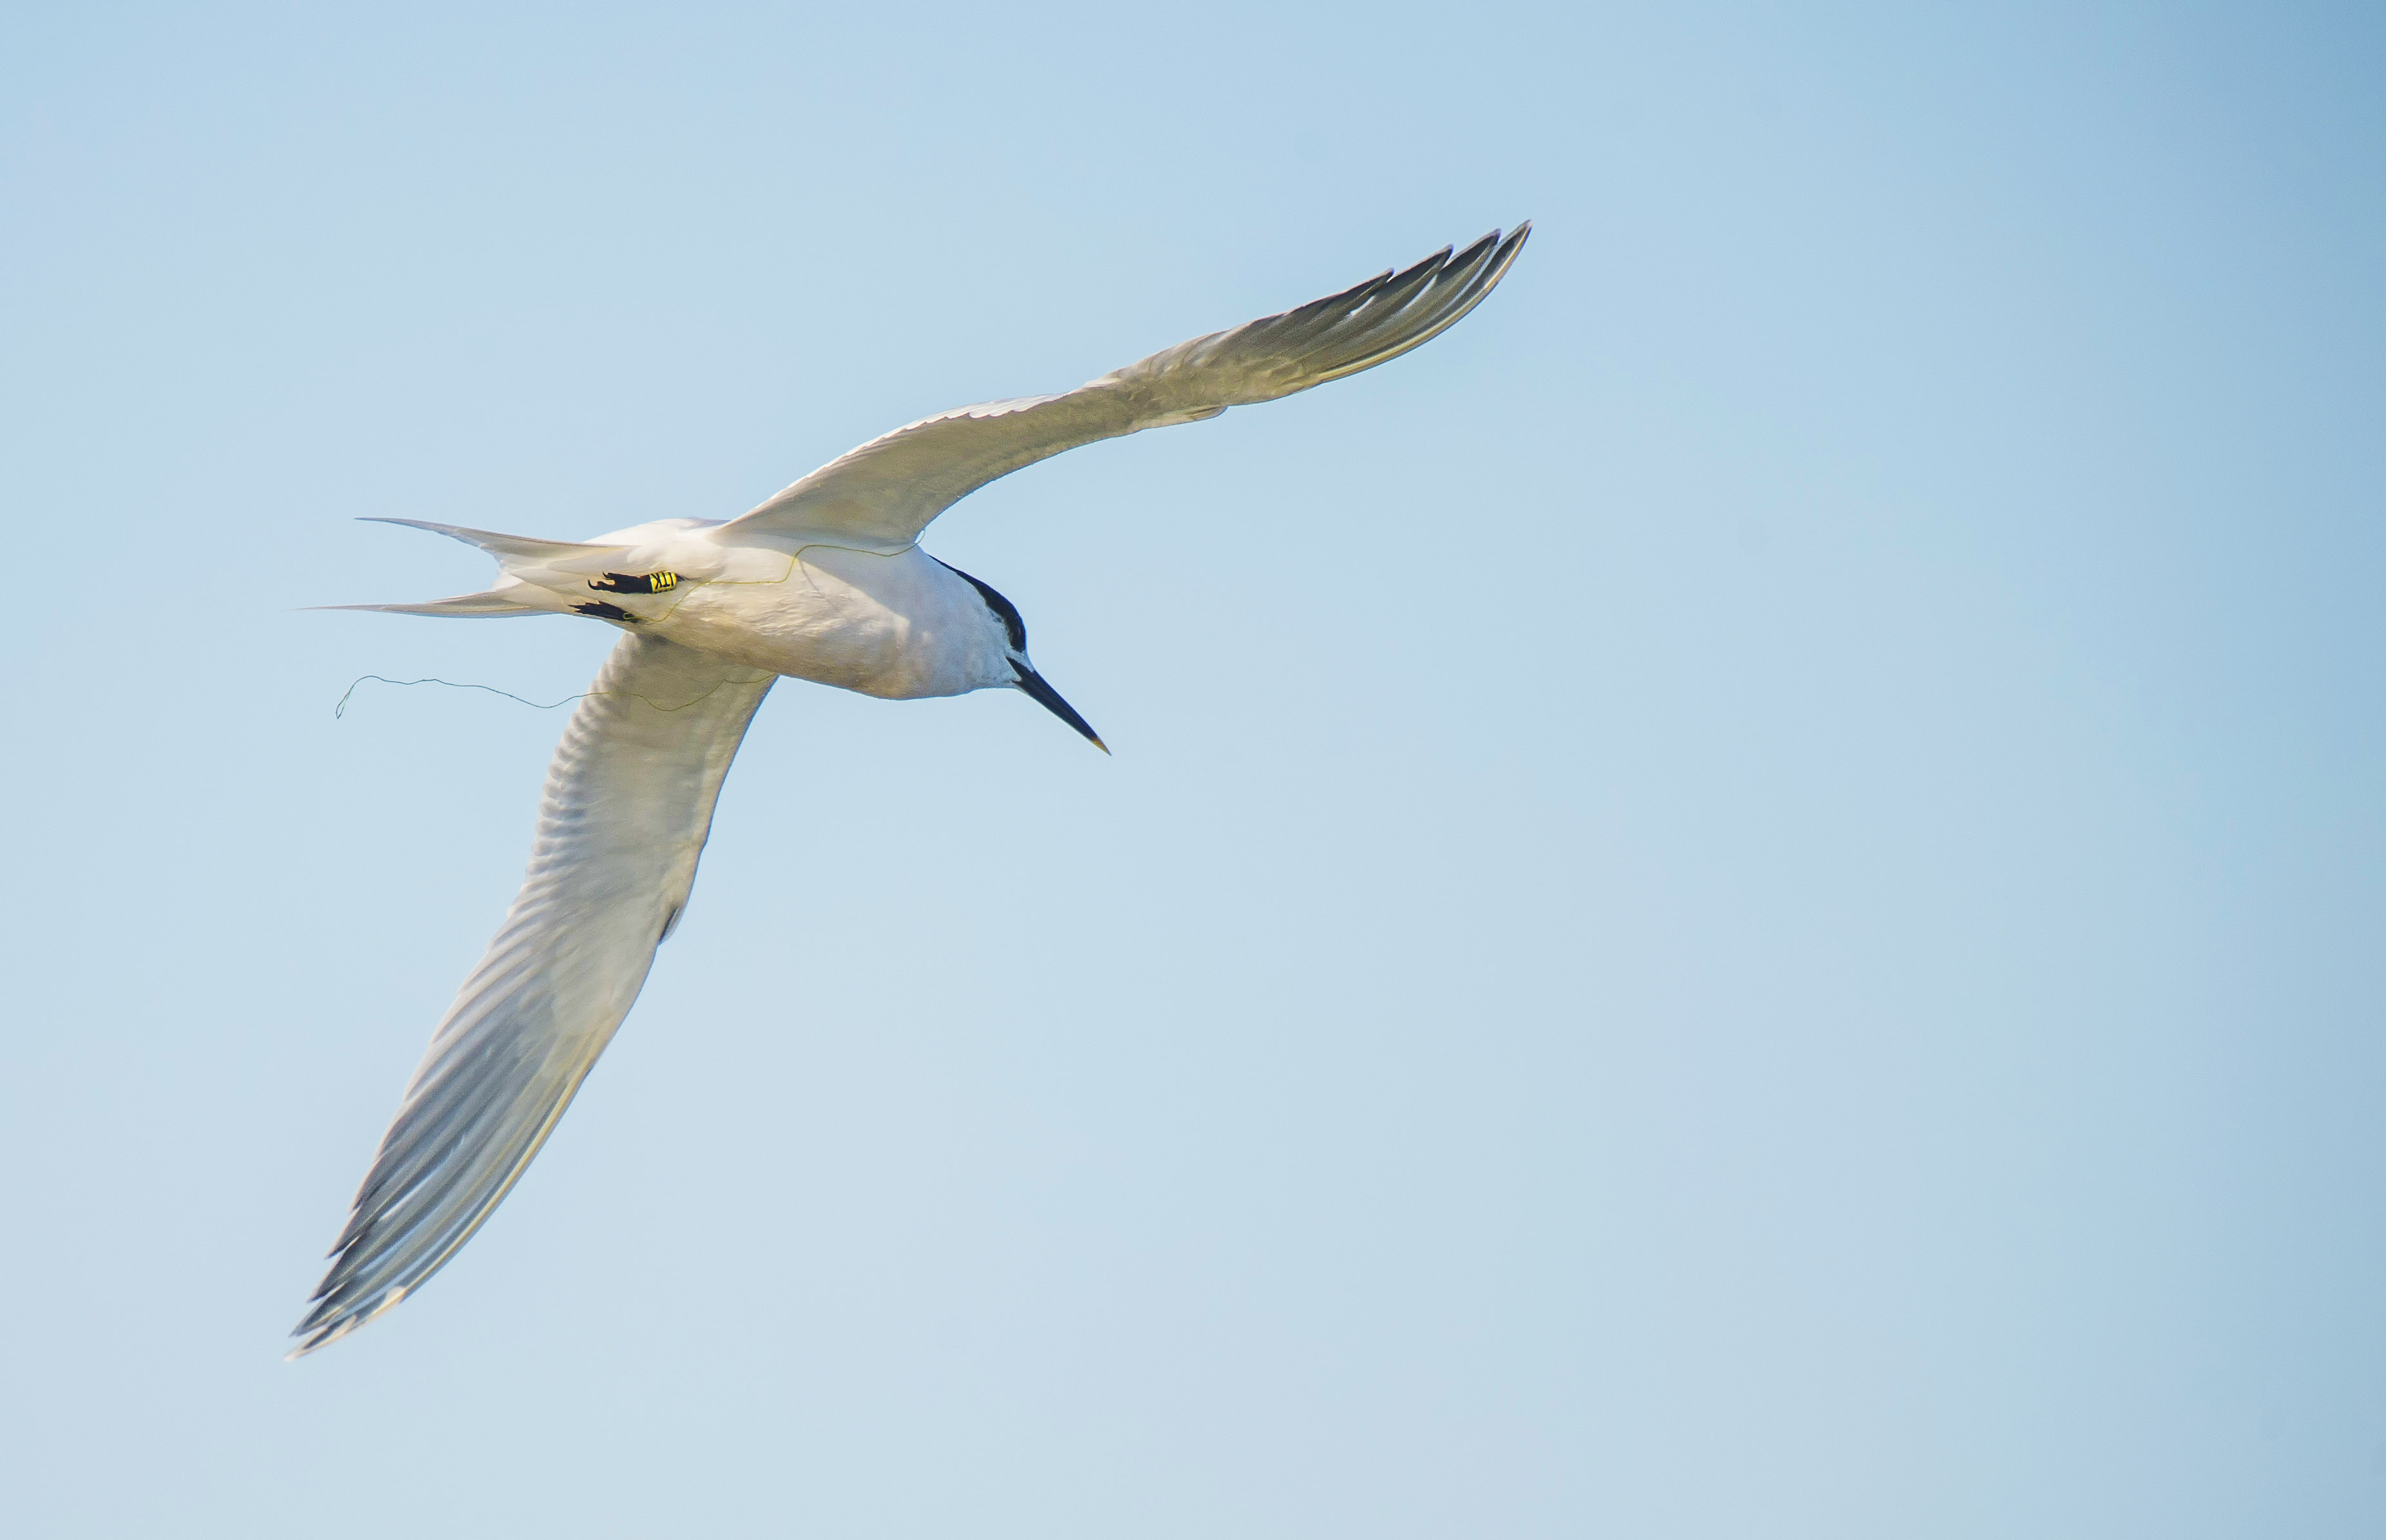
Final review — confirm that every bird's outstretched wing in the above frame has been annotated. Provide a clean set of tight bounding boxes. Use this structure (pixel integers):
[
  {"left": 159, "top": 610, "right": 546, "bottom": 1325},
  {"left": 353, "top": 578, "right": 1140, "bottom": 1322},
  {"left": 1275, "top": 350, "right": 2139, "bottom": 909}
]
[
  {"left": 718, "top": 224, "right": 1530, "bottom": 549},
  {"left": 292, "top": 634, "right": 775, "bottom": 1355}
]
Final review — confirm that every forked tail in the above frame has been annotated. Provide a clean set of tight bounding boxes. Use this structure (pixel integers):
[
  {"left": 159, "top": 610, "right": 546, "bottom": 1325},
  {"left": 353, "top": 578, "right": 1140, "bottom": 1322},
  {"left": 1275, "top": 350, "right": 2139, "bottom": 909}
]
[{"left": 321, "top": 518, "right": 643, "bottom": 618}]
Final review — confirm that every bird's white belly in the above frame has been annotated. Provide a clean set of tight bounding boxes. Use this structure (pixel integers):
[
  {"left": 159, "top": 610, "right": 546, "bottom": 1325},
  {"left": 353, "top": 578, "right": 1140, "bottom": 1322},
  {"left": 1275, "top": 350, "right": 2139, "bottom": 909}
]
[{"left": 645, "top": 542, "right": 992, "bottom": 700}]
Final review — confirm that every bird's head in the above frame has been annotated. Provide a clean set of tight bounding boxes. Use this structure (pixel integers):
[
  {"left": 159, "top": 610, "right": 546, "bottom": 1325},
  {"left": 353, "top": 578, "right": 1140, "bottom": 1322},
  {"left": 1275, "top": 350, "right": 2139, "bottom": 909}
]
[{"left": 936, "top": 558, "right": 1108, "bottom": 754}]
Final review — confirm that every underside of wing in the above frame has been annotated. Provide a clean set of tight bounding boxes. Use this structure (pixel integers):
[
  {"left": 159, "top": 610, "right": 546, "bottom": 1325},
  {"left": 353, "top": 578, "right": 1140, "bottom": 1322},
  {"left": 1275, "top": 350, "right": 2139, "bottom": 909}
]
[
  {"left": 719, "top": 224, "right": 1530, "bottom": 549},
  {"left": 292, "top": 634, "right": 775, "bottom": 1355}
]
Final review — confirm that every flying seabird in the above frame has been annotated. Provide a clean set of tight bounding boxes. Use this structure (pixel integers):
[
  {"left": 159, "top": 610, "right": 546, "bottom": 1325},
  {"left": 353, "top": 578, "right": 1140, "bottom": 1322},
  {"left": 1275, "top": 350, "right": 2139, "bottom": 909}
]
[{"left": 293, "top": 224, "right": 1531, "bottom": 1355}]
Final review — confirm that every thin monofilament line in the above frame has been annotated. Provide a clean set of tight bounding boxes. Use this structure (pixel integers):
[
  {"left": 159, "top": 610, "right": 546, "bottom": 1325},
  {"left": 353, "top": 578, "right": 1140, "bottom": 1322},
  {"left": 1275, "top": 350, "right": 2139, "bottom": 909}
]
[
  {"left": 333, "top": 673, "right": 747, "bottom": 719},
  {"left": 334, "top": 675, "right": 586, "bottom": 719}
]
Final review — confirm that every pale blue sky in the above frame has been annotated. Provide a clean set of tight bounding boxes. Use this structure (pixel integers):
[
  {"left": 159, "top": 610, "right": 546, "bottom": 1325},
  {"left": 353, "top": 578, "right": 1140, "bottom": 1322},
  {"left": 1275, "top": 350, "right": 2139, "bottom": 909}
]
[{"left": 3, "top": 3, "right": 2381, "bottom": 1535}]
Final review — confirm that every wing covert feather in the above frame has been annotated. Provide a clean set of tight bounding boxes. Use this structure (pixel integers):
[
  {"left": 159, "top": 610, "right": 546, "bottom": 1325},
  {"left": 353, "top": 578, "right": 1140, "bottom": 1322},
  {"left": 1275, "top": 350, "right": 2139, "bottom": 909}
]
[
  {"left": 720, "top": 224, "right": 1529, "bottom": 547},
  {"left": 292, "top": 634, "right": 774, "bottom": 1355}
]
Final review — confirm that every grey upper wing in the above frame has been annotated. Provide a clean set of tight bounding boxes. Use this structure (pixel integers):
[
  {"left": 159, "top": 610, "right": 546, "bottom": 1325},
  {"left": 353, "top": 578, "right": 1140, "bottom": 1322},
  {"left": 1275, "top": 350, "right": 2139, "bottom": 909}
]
[
  {"left": 717, "top": 224, "right": 1529, "bottom": 549},
  {"left": 292, "top": 634, "right": 776, "bottom": 1355}
]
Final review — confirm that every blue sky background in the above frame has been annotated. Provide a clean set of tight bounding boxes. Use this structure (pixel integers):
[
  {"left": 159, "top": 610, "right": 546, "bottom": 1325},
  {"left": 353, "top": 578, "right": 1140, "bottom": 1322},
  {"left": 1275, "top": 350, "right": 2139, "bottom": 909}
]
[{"left": 3, "top": 3, "right": 2381, "bottom": 1535}]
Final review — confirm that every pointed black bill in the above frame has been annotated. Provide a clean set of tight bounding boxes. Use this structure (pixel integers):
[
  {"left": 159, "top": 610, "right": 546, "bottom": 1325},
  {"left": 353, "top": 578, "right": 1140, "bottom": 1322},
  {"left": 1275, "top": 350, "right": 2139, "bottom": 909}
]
[{"left": 1013, "top": 664, "right": 1108, "bottom": 753}]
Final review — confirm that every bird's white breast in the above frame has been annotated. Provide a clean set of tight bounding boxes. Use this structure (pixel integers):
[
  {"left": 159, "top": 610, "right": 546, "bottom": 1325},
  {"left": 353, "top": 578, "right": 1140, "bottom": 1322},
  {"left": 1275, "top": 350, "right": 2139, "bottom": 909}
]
[{"left": 629, "top": 536, "right": 1005, "bottom": 700}]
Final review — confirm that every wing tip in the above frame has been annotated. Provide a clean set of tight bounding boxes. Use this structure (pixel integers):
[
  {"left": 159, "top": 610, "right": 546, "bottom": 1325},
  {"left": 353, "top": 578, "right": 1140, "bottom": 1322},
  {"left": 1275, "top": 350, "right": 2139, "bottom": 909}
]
[{"left": 285, "top": 1283, "right": 407, "bottom": 1359}]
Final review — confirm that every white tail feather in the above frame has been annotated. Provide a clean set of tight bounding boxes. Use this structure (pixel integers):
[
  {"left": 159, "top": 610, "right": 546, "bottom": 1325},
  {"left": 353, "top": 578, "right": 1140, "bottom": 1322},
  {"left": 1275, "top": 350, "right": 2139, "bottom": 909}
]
[
  {"left": 317, "top": 590, "right": 546, "bottom": 618},
  {"left": 361, "top": 517, "right": 625, "bottom": 565}
]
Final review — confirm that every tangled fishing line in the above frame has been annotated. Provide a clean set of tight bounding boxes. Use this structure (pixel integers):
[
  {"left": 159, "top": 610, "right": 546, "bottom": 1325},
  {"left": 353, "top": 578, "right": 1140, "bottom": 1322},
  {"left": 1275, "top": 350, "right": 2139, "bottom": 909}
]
[{"left": 333, "top": 675, "right": 587, "bottom": 719}]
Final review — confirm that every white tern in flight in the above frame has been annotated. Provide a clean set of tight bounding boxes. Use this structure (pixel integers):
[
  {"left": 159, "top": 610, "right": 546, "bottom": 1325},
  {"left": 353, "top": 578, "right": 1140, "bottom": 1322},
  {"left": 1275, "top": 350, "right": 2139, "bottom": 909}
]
[{"left": 294, "top": 225, "right": 1531, "bottom": 1355}]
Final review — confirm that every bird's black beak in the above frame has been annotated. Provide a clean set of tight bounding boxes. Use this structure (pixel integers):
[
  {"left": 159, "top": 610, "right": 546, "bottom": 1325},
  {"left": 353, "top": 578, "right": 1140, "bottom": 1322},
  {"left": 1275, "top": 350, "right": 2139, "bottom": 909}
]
[{"left": 1013, "top": 664, "right": 1108, "bottom": 754}]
